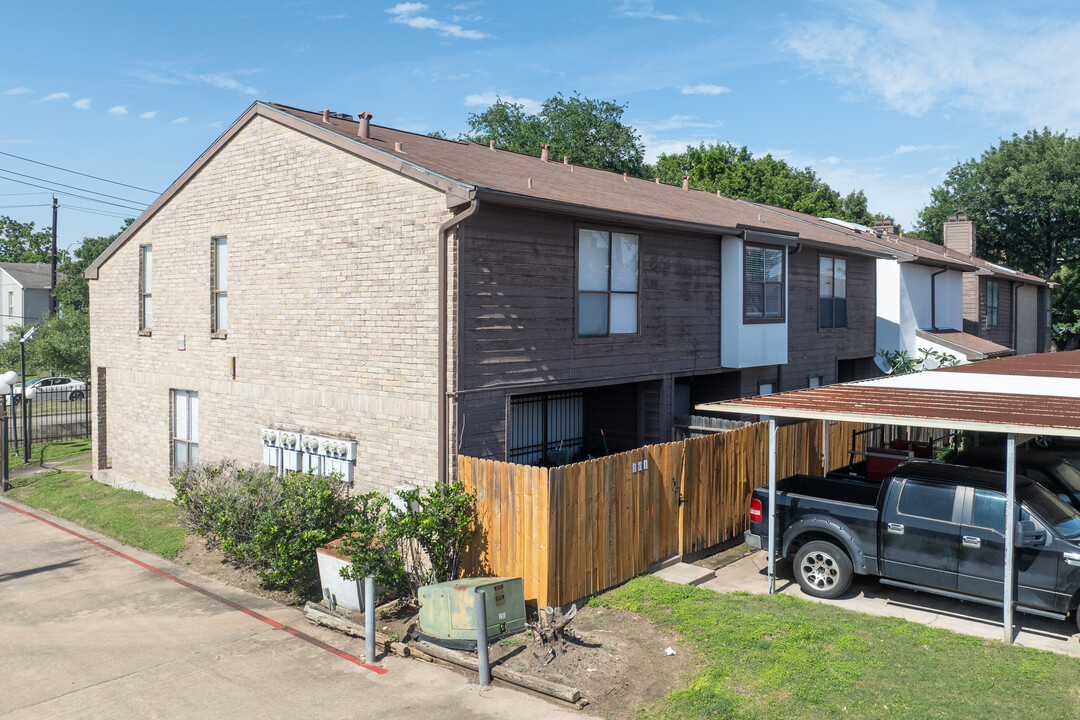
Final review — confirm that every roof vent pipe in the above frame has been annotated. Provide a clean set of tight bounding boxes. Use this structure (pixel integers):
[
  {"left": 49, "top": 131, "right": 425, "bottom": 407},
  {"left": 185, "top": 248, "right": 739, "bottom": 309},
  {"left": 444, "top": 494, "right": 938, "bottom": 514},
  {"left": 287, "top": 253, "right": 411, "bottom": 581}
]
[
  {"left": 322, "top": 109, "right": 330, "bottom": 123},
  {"left": 563, "top": 156, "right": 569, "bottom": 164},
  {"left": 489, "top": 140, "right": 495, "bottom": 150},
  {"left": 540, "top": 143, "right": 550, "bottom": 162},
  {"left": 357, "top": 111, "right": 373, "bottom": 139},
  {"left": 682, "top": 175, "right": 690, "bottom": 191},
  {"left": 395, "top": 141, "right": 402, "bottom": 152}
]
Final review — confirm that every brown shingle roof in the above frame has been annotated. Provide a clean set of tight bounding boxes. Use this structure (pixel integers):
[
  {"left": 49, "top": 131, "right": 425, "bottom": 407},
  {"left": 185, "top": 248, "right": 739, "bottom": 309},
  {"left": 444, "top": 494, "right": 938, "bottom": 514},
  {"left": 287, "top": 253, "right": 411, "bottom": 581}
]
[
  {"left": 915, "top": 328, "right": 1014, "bottom": 362},
  {"left": 267, "top": 103, "right": 895, "bottom": 260}
]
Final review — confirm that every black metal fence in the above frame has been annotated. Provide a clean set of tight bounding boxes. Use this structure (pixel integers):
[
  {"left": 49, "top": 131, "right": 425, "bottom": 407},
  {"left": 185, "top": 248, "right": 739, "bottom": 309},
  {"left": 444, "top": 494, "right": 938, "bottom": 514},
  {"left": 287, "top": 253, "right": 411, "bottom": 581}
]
[
  {"left": 508, "top": 390, "right": 584, "bottom": 466},
  {"left": 5, "top": 383, "right": 91, "bottom": 444}
]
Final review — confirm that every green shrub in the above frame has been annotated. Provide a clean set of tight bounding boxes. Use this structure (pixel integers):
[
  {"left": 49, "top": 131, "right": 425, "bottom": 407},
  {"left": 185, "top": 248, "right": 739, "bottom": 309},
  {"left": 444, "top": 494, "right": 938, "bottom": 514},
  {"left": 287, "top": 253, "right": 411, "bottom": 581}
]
[
  {"left": 172, "top": 462, "right": 357, "bottom": 596},
  {"left": 339, "top": 481, "right": 477, "bottom": 598}
]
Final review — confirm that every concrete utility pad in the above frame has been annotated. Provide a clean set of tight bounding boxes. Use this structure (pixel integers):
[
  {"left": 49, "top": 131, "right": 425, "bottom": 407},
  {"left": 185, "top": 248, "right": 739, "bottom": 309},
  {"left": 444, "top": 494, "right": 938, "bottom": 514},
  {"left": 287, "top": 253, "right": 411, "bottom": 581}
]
[
  {"left": 651, "top": 562, "right": 716, "bottom": 586},
  {"left": 0, "top": 499, "right": 586, "bottom": 720},
  {"left": 701, "top": 550, "right": 1080, "bottom": 658}
]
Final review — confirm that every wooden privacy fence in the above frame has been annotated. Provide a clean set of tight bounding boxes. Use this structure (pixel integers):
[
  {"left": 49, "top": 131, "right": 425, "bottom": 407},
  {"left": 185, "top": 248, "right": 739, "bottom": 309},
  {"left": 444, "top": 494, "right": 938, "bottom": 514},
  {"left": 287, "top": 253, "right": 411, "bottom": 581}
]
[{"left": 461, "top": 418, "right": 871, "bottom": 608}]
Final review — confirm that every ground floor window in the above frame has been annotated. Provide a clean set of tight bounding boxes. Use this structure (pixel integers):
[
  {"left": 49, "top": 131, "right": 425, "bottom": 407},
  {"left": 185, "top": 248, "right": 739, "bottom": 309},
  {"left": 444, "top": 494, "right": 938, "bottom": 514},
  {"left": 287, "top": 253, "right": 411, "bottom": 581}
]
[
  {"left": 172, "top": 389, "right": 199, "bottom": 472},
  {"left": 509, "top": 390, "right": 584, "bottom": 466}
]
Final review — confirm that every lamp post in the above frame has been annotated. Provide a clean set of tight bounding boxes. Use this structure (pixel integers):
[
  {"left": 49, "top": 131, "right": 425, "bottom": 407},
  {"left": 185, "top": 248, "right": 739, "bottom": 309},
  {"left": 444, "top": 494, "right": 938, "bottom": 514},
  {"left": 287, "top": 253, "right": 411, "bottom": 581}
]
[
  {"left": 0, "top": 370, "right": 19, "bottom": 492},
  {"left": 20, "top": 325, "right": 35, "bottom": 463}
]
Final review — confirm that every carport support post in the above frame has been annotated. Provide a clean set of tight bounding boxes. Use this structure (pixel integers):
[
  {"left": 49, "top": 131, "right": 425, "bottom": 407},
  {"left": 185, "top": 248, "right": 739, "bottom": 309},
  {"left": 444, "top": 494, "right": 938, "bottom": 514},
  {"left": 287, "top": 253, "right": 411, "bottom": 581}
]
[
  {"left": 767, "top": 417, "right": 777, "bottom": 595},
  {"left": 1003, "top": 433, "right": 1017, "bottom": 643},
  {"left": 364, "top": 575, "right": 376, "bottom": 663}
]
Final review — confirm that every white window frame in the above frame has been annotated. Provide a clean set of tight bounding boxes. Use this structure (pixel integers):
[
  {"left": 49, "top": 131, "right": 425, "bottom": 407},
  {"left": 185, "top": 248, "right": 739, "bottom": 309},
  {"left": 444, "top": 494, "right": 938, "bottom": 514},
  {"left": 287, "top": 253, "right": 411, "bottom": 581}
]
[
  {"left": 577, "top": 228, "right": 640, "bottom": 337},
  {"left": 211, "top": 236, "right": 228, "bottom": 334},
  {"left": 139, "top": 244, "right": 152, "bottom": 332},
  {"left": 819, "top": 256, "right": 847, "bottom": 329},
  {"left": 171, "top": 389, "right": 199, "bottom": 472}
]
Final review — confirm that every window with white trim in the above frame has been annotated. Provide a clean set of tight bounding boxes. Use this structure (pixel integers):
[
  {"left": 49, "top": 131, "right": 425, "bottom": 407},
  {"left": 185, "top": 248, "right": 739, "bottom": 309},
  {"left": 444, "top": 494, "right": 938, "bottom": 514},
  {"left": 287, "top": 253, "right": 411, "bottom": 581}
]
[
  {"left": 139, "top": 244, "right": 152, "bottom": 332},
  {"left": 577, "top": 228, "right": 639, "bottom": 337},
  {"left": 172, "top": 390, "right": 199, "bottom": 472},
  {"left": 744, "top": 245, "right": 784, "bottom": 321},
  {"left": 212, "top": 236, "right": 228, "bottom": 333}
]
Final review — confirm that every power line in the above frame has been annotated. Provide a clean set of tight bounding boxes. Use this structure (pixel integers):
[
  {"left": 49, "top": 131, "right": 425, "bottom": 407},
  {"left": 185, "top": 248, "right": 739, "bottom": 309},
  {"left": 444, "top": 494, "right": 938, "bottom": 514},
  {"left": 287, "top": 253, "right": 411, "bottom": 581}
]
[
  {"left": 0, "top": 166, "right": 149, "bottom": 206},
  {"left": 63, "top": 204, "right": 135, "bottom": 220},
  {"left": 0, "top": 175, "right": 146, "bottom": 212},
  {"left": 0, "top": 149, "right": 162, "bottom": 194},
  {"left": 0, "top": 204, "right": 52, "bottom": 209}
]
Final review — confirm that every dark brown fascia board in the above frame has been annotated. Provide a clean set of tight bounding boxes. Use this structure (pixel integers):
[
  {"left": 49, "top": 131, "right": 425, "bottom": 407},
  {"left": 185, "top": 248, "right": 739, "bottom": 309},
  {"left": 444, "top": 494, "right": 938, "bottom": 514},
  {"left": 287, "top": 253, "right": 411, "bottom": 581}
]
[
  {"left": 473, "top": 188, "right": 744, "bottom": 237},
  {"left": 85, "top": 101, "right": 475, "bottom": 280},
  {"left": 895, "top": 254, "right": 979, "bottom": 272}
]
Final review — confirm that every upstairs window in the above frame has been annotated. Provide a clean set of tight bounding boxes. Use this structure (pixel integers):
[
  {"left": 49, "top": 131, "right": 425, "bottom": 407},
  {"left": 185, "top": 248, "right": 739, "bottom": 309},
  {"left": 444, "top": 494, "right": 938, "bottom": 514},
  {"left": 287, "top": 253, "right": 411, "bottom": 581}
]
[
  {"left": 577, "top": 228, "right": 639, "bottom": 337},
  {"left": 212, "top": 236, "right": 228, "bottom": 333},
  {"left": 987, "top": 280, "right": 999, "bottom": 327},
  {"left": 139, "top": 244, "right": 152, "bottom": 332},
  {"left": 819, "top": 257, "right": 847, "bottom": 328},
  {"left": 744, "top": 245, "right": 784, "bottom": 321}
]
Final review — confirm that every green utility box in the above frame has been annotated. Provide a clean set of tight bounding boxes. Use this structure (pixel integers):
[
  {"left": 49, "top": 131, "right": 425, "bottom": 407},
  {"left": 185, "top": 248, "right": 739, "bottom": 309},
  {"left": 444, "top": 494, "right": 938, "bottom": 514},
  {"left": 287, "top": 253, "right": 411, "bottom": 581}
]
[{"left": 418, "top": 577, "right": 526, "bottom": 642}]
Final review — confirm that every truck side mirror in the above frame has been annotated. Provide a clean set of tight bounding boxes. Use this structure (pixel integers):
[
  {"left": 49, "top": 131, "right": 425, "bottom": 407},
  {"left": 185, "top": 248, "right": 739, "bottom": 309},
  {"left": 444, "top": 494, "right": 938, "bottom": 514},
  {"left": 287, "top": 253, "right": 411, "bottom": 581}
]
[{"left": 1016, "top": 520, "right": 1048, "bottom": 547}]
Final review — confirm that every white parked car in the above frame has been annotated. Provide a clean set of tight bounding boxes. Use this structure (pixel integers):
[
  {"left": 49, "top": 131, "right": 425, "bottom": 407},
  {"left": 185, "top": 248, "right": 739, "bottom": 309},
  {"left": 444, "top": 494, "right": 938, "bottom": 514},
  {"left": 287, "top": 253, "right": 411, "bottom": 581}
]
[{"left": 11, "top": 376, "right": 88, "bottom": 404}]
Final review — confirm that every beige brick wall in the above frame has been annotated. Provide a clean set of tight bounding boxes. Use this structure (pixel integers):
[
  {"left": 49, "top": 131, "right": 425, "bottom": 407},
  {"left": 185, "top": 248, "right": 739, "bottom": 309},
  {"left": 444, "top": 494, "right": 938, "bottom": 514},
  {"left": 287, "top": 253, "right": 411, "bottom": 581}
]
[{"left": 90, "top": 115, "right": 455, "bottom": 496}]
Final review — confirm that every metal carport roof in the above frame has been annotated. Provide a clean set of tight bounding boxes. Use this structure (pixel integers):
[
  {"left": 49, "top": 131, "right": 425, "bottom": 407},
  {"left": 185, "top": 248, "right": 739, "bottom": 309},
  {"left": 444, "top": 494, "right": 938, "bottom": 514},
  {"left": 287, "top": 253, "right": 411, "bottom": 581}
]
[{"left": 697, "top": 350, "right": 1080, "bottom": 643}]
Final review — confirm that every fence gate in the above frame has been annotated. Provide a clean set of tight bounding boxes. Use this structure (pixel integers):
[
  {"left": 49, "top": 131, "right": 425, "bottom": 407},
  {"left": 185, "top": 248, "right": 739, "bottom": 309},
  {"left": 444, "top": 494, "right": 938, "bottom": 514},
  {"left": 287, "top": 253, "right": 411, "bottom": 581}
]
[{"left": 6, "top": 382, "right": 92, "bottom": 443}]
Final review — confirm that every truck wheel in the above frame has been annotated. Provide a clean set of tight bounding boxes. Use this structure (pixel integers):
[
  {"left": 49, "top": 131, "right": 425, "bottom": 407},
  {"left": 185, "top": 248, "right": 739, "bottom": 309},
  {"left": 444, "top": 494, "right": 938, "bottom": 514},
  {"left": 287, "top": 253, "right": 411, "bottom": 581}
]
[{"left": 793, "top": 540, "right": 853, "bottom": 599}]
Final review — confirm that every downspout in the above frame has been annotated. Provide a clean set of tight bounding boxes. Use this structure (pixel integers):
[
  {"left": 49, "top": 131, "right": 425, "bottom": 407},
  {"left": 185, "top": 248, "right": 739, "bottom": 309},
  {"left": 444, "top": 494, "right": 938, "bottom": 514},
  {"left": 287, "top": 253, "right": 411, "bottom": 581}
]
[
  {"left": 438, "top": 199, "right": 480, "bottom": 487},
  {"left": 929, "top": 268, "right": 947, "bottom": 330}
]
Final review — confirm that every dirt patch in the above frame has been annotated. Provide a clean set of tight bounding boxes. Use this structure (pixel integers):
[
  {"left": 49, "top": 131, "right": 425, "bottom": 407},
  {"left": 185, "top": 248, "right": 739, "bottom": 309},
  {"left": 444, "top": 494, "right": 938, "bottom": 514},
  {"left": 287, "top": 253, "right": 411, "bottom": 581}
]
[
  {"left": 174, "top": 535, "right": 307, "bottom": 607},
  {"left": 335, "top": 598, "right": 695, "bottom": 718},
  {"left": 175, "top": 535, "right": 695, "bottom": 716}
]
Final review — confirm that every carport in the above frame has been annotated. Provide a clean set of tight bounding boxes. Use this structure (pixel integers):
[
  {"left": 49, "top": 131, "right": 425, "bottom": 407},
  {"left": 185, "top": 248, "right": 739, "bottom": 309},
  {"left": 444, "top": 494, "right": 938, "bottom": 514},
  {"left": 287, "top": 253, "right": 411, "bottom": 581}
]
[{"left": 698, "top": 351, "right": 1080, "bottom": 643}]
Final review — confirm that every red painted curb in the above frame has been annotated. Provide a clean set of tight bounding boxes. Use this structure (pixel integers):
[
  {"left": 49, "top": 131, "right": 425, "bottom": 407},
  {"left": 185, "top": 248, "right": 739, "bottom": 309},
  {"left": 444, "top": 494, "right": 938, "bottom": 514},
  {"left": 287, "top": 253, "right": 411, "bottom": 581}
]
[{"left": 0, "top": 499, "right": 388, "bottom": 675}]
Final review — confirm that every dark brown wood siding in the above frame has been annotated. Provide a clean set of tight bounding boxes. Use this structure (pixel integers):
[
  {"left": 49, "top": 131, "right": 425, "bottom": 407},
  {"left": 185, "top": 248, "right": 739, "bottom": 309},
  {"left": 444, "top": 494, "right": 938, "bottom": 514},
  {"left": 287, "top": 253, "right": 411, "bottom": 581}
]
[{"left": 983, "top": 277, "right": 1014, "bottom": 348}]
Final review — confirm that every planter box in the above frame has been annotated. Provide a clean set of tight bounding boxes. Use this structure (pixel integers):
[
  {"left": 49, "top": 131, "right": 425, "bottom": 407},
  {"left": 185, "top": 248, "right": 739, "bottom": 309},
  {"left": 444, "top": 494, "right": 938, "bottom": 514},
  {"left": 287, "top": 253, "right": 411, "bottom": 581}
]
[{"left": 316, "top": 537, "right": 372, "bottom": 611}]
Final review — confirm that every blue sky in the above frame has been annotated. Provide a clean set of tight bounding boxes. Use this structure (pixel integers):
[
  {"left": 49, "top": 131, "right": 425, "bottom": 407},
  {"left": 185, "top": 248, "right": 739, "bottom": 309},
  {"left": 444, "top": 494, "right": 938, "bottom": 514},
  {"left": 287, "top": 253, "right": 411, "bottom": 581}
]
[{"left": 3, "top": 0, "right": 1080, "bottom": 252}]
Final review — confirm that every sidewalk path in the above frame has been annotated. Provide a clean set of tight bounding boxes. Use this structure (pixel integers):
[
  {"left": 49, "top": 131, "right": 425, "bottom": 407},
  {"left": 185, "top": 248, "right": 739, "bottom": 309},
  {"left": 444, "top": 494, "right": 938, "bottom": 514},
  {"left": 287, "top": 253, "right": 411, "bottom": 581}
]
[{"left": 0, "top": 497, "right": 586, "bottom": 719}]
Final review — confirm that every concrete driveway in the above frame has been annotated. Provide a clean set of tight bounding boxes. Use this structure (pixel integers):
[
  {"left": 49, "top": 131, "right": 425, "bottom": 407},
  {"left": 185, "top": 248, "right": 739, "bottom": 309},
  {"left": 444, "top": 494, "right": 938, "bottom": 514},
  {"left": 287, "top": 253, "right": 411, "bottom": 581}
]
[
  {"left": 701, "top": 550, "right": 1080, "bottom": 657},
  {"left": 0, "top": 498, "right": 585, "bottom": 719}
]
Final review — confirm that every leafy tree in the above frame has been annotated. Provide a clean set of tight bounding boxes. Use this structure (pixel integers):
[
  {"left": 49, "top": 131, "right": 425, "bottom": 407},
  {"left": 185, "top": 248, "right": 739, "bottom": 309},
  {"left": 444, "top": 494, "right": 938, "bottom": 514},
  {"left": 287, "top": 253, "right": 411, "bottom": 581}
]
[
  {"left": 0, "top": 309, "right": 89, "bottom": 378},
  {"left": 465, "top": 93, "right": 646, "bottom": 176},
  {"left": 915, "top": 129, "right": 1080, "bottom": 280},
  {"left": 1052, "top": 263, "right": 1080, "bottom": 349},
  {"left": 54, "top": 220, "right": 130, "bottom": 312},
  {"left": 0, "top": 216, "right": 56, "bottom": 263},
  {"left": 652, "top": 142, "right": 879, "bottom": 224}
]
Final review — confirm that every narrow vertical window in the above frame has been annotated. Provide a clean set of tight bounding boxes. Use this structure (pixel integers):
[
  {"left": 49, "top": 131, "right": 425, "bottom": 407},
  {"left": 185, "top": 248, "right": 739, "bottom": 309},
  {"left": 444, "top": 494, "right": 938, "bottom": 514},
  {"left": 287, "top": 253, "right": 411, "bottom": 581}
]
[
  {"left": 7, "top": 291, "right": 13, "bottom": 322},
  {"left": 172, "top": 389, "right": 199, "bottom": 472},
  {"left": 743, "top": 245, "right": 785, "bottom": 321},
  {"left": 819, "top": 257, "right": 847, "bottom": 328},
  {"left": 212, "top": 236, "right": 228, "bottom": 333},
  {"left": 987, "top": 280, "right": 999, "bottom": 327},
  {"left": 139, "top": 244, "right": 152, "bottom": 332},
  {"left": 577, "top": 228, "right": 639, "bottom": 337}
]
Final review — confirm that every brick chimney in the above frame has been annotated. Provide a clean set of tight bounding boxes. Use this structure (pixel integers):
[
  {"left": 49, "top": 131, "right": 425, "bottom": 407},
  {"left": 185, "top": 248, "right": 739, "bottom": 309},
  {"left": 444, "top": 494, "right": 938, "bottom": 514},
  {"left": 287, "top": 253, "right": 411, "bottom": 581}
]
[
  {"left": 943, "top": 211, "right": 976, "bottom": 257},
  {"left": 872, "top": 218, "right": 895, "bottom": 235}
]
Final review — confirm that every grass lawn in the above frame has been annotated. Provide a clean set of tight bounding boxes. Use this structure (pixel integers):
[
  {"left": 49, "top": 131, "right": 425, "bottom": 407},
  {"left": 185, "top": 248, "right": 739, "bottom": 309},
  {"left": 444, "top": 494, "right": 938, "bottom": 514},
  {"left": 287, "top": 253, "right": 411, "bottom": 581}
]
[
  {"left": 5, "top": 469, "right": 186, "bottom": 560},
  {"left": 599, "top": 576, "right": 1080, "bottom": 720},
  {"left": 7, "top": 438, "right": 92, "bottom": 471}
]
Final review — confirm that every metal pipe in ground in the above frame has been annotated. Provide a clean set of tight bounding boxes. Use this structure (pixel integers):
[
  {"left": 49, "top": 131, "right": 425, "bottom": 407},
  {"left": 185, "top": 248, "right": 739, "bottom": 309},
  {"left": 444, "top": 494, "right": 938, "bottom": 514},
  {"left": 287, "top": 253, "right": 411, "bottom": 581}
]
[
  {"left": 365, "top": 575, "right": 376, "bottom": 663},
  {"left": 475, "top": 588, "right": 490, "bottom": 686}
]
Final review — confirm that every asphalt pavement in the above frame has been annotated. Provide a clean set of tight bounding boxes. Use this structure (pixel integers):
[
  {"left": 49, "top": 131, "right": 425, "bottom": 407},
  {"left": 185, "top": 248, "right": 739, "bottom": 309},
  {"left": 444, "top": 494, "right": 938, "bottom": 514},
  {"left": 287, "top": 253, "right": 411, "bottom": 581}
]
[{"left": 0, "top": 497, "right": 586, "bottom": 719}]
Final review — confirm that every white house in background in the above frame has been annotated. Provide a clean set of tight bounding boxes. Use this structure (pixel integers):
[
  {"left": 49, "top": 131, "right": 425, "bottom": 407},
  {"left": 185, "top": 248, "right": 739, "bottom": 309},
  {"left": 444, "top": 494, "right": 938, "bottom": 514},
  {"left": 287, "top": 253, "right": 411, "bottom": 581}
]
[{"left": 0, "top": 263, "right": 54, "bottom": 342}]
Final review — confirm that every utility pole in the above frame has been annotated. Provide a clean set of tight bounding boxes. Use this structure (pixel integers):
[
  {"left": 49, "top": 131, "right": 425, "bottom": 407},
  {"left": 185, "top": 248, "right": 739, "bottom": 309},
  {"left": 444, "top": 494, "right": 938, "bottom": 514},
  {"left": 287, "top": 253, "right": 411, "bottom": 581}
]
[{"left": 50, "top": 195, "right": 58, "bottom": 316}]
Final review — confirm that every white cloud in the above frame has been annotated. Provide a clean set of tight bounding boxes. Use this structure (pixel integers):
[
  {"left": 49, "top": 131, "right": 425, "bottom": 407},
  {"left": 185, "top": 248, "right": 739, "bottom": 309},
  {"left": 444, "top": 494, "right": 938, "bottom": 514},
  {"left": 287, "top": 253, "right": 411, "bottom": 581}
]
[
  {"left": 894, "top": 144, "right": 955, "bottom": 156},
  {"left": 386, "top": 3, "right": 489, "bottom": 39},
  {"left": 319, "top": 13, "right": 346, "bottom": 20},
  {"left": 172, "top": 116, "right": 189, "bottom": 124},
  {"left": 635, "top": 114, "right": 719, "bottom": 132},
  {"left": 680, "top": 83, "right": 730, "bottom": 96},
  {"left": 139, "top": 111, "right": 157, "bottom": 119},
  {"left": 208, "top": 121, "right": 223, "bottom": 128},
  {"left": 73, "top": 98, "right": 91, "bottom": 110},
  {"left": 464, "top": 92, "right": 542, "bottom": 114},
  {"left": 616, "top": 1, "right": 679, "bottom": 21},
  {"left": 41, "top": 92, "right": 69, "bottom": 102},
  {"left": 5, "top": 87, "right": 31, "bottom": 95},
  {"left": 783, "top": 3, "right": 1080, "bottom": 128},
  {"left": 109, "top": 105, "right": 128, "bottom": 115},
  {"left": 183, "top": 72, "right": 260, "bottom": 96},
  {"left": 129, "top": 67, "right": 261, "bottom": 95}
]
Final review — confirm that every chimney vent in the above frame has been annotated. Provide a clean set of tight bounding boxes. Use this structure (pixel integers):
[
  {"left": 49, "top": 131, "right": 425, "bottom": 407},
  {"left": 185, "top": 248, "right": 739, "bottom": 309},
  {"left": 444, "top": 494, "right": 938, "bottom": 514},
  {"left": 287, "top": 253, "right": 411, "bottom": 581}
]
[
  {"left": 322, "top": 109, "right": 330, "bottom": 123},
  {"left": 357, "top": 111, "right": 373, "bottom": 139},
  {"left": 394, "top": 141, "right": 402, "bottom": 152},
  {"left": 873, "top": 217, "right": 896, "bottom": 235},
  {"left": 682, "top": 175, "right": 690, "bottom": 191},
  {"left": 623, "top": 173, "right": 628, "bottom": 182},
  {"left": 489, "top": 140, "right": 495, "bottom": 150},
  {"left": 528, "top": 178, "right": 533, "bottom": 189},
  {"left": 563, "top": 156, "right": 569, "bottom": 164},
  {"left": 655, "top": 178, "right": 660, "bottom": 184},
  {"left": 540, "top": 143, "right": 550, "bottom": 162}
]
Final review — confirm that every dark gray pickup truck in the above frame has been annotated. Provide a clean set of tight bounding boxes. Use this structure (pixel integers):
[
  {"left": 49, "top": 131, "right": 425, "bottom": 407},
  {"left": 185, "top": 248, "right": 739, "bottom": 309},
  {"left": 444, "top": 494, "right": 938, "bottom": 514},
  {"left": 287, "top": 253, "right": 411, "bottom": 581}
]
[{"left": 746, "top": 461, "right": 1080, "bottom": 628}]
